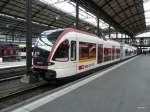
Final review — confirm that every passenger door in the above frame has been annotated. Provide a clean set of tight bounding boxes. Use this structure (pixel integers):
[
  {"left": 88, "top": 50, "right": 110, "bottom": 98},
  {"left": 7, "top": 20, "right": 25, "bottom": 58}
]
[
  {"left": 97, "top": 44, "right": 103, "bottom": 64},
  {"left": 69, "top": 41, "right": 77, "bottom": 75}
]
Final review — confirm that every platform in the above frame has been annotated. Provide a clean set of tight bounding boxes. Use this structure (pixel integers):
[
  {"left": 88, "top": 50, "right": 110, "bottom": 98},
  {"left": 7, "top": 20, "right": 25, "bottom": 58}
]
[
  {"left": 0, "top": 61, "right": 26, "bottom": 69},
  {"left": 4, "top": 55, "right": 150, "bottom": 112}
]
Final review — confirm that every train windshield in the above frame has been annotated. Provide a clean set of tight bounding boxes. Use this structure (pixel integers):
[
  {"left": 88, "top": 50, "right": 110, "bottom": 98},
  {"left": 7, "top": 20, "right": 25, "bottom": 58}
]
[
  {"left": 40, "top": 30, "right": 64, "bottom": 44},
  {"left": 33, "top": 29, "right": 64, "bottom": 65},
  {"left": 33, "top": 47, "right": 50, "bottom": 65}
]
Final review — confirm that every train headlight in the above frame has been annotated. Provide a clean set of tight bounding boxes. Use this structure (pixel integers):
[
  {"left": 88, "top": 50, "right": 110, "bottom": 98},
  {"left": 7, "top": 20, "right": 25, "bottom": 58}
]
[{"left": 48, "top": 62, "right": 55, "bottom": 65}]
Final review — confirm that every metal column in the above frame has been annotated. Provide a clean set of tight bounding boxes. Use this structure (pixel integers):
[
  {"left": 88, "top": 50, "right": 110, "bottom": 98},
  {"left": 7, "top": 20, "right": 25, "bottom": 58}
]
[
  {"left": 6, "top": 34, "right": 8, "bottom": 42},
  {"left": 26, "top": 0, "right": 32, "bottom": 75},
  {"left": 21, "top": 0, "right": 40, "bottom": 83},
  {"left": 121, "top": 34, "right": 123, "bottom": 42},
  {"left": 125, "top": 34, "right": 126, "bottom": 44},
  {"left": 116, "top": 32, "right": 118, "bottom": 38},
  {"left": 97, "top": 17, "right": 100, "bottom": 37},
  {"left": 108, "top": 25, "right": 111, "bottom": 38},
  {"left": 75, "top": 0, "right": 79, "bottom": 29},
  {"left": 12, "top": 32, "right": 15, "bottom": 42}
]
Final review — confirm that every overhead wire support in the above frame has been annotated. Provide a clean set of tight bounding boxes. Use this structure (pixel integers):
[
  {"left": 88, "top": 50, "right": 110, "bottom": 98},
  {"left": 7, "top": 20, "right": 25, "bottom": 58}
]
[
  {"left": 108, "top": 25, "right": 111, "bottom": 38},
  {"left": 97, "top": 17, "right": 100, "bottom": 37},
  {"left": 75, "top": 0, "right": 79, "bottom": 29}
]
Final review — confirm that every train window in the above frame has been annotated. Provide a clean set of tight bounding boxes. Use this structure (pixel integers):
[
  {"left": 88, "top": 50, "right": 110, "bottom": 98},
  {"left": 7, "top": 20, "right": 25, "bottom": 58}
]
[
  {"left": 33, "top": 47, "right": 50, "bottom": 65},
  {"left": 79, "top": 42, "right": 96, "bottom": 60},
  {"left": 3, "top": 49, "right": 7, "bottom": 56},
  {"left": 71, "top": 41, "right": 76, "bottom": 61},
  {"left": 112, "top": 46, "right": 115, "bottom": 60},
  {"left": 104, "top": 48, "right": 111, "bottom": 62},
  {"left": 79, "top": 42, "right": 89, "bottom": 60},
  {"left": 116, "top": 49, "right": 120, "bottom": 58},
  {"left": 0, "top": 48, "right": 2, "bottom": 57},
  {"left": 41, "top": 30, "right": 64, "bottom": 44},
  {"left": 52, "top": 40, "right": 69, "bottom": 62},
  {"left": 98, "top": 44, "right": 103, "bottom": 63},
  {"left": 89, "top": 44, "right": 96, "bottom": 58},
  {"left": 125, "top": 49, "right": 128, "bottom": 56}
]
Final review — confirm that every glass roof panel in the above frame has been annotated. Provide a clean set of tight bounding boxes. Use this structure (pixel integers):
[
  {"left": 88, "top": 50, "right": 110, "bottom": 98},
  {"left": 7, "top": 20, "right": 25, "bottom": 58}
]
[
  {"left": 146, "top": 18, "right": 150, "bottom": 23},
  {"left": 136, "top": 32, "right": 150, "bottom": 37},
  {"left": 39, "top": 0, "right": 109, "bottom": 29},
  {"left": 143, "top": 0, "right": 150, "bottom": 26}
]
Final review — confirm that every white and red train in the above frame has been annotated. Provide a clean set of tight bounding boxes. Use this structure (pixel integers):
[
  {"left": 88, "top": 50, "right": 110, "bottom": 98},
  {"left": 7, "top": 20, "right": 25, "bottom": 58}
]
[{"left": 33, "top": 28, "right": 137, "bottom": 80}]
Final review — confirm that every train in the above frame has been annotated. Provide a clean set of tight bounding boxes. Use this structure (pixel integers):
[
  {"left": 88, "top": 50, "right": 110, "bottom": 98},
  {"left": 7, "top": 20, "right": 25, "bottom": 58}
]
[
  {"left": 33, "top": 28, "right": 137, "bottom": 81},
  {"left": 0, "top": 42, "right": 19, "bottom": 62},
  {"left": 19, "top": 44, "right": 34, "bottom": 59}
]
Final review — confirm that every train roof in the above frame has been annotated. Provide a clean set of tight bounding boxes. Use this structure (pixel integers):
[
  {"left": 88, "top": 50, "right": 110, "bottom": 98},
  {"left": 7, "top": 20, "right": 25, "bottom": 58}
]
[
  {"left": 41, "top": 29, "right": 64, "bottom": 35},
  {"left": 40, "top": 28, "right": 136, "bottom": 48}
]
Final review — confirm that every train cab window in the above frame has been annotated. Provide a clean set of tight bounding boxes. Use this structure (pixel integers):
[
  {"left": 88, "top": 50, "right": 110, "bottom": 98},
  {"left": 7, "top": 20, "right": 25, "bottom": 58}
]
[
  {"left": 40, "top": 30, "right": 64, "bottom": 44},
  {"left": 71, "top": 41, "right": 76, "bottom": 61},
  {"left": 52, "top": 40, "right": 69, "bottom": 62}
]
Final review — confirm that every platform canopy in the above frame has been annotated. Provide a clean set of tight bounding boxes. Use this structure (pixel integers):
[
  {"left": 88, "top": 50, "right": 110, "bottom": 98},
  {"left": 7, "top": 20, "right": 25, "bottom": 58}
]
[{"left": 71, "top": 0, "right": 146, "bottom": 37}]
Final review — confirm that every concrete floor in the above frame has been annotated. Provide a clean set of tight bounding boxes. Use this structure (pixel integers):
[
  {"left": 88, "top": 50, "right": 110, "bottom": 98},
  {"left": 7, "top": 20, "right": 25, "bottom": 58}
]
[{"left": 18, "top": 56, "right": 150, "bottom": 112}]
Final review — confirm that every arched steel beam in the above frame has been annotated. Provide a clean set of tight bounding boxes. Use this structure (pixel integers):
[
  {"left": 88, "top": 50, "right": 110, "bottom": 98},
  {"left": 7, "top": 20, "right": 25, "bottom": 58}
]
[
  {"left": 112, "top": 0, "right": 143, "bottom": 18},
  {"left": 99, "top": 0, "right": 113, "bottom": 8},
  {"left": 122, "top": 18, "right": 145, "bottom": 28},
  {"left": 118, "top": 10, "right": 148, "bottom": 24},
  {"left": 71, "top": 0, "right": 133, "bottom": 36},
  {"left": 0, "top": 0, "right": 11, "bottom": 12}
]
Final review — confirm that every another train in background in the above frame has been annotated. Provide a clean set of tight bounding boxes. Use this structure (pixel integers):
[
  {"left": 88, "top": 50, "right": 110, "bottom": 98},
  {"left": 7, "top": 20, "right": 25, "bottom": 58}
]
[
  {"left": 19, "top": 44, "right": 34, "bottom": 59},
  {"left": 0, "top": 42, "right": 19, "bottom": 62},
  {"left": 0, "top": 43, "right": 34, "bottom": 62}
]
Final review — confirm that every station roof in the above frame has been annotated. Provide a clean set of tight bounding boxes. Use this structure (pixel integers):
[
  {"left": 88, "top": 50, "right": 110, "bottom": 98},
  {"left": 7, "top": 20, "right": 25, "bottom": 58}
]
[
  {"left": 73, "top": 0, "right": 146, "bottom": 36},
  {"left": 0, "top": 0, "right": 147, "bottom": 37},
  {"left": 0, "top": 14, "right": 49, "bottom": 36},
  {"left": 0, "top": 0, "right": 99, "bottom": 37}
]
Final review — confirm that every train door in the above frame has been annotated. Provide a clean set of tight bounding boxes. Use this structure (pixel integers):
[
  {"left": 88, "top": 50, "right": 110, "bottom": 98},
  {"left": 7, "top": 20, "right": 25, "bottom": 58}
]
[
  {"left": 120, "top": 44, "right": 124, "bottom": 59},
  {"left": 52, "top": 39, "right": 77, "bottom": 77},
  {"left": 69, "top": 40, "right": 77, "bottom": 74},
  {"left": 112, "top": 46, "right": 115, "bottom": 60},
  {"left": 97, "top": 44, "right": 103, "bottom": 64}
]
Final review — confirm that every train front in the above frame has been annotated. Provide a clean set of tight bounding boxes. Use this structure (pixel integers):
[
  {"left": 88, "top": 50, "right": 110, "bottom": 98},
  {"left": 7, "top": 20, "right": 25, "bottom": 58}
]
[{"left": 33, "top": 29, "right": 64, "bottom": 80}]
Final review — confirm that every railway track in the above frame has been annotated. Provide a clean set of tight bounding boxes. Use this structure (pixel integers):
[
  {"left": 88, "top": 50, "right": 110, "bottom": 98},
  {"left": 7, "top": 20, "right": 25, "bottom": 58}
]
[
  {"left": 0, "top": 66, "right": 51, "bottom": 101},
  {"left": 0, "top": 80, "right": 53, "bottom": 110},
  {"left": 0, "top": 66, "right": 26, "bottom": 81},
  {"left": 0, "top": 80, "right": 48, "bottom": 99}
]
